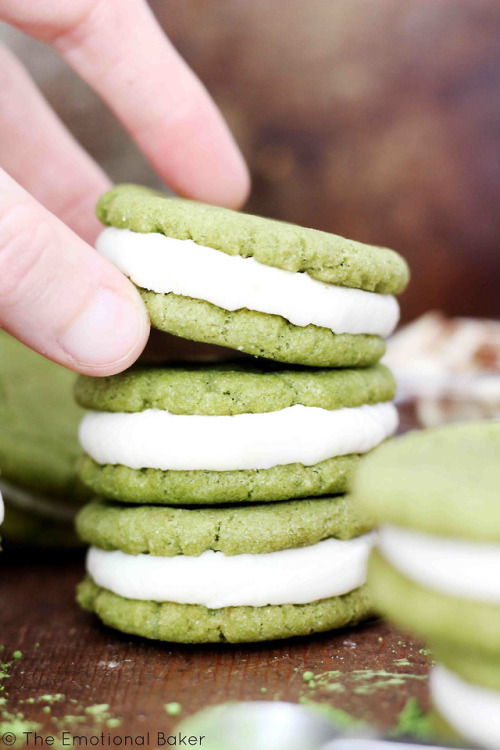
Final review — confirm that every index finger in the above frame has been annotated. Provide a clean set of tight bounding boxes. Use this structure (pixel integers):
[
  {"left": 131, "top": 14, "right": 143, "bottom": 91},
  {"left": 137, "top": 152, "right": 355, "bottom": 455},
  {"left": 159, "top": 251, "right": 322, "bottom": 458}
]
[{"left": 2, "top": 0, "right": 250, "bottom": 209}]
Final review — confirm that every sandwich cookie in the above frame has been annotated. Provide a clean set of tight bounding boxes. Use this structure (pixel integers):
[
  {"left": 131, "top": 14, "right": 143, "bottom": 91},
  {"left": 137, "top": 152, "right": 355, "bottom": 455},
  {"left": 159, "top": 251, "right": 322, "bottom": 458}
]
[
  {"left": 75, "top": 363, "right": 398, "bottom": 504},
  {"left": 353, "top": 421, "right": 500, "bottom": 747},
  {"left": 95, "top": 185, "right": 409, "bottom": 368},
  {"left": 354, "top": 421, "right": 500, "bottom": 654},
  {"left": 0, "top": 331, "right": 88, "bottom": 546},
  {"left": 76, "top": 496, "right": 374, "bottom": 643}
]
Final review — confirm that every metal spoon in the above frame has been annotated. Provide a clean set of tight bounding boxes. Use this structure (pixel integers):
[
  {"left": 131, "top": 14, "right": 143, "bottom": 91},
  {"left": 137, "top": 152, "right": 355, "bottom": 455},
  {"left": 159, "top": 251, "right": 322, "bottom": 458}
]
[
  {"left": 176, "top": 701, "right": 464, "bottom": 750},
  {"left": 327, "top": 742, "right": 462, "bottom": 750}
]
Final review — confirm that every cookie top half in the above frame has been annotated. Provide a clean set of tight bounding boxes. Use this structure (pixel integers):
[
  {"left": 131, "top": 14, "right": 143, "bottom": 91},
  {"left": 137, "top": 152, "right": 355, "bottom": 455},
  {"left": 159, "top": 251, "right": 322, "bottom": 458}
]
[
  {"left": 75, "top": 362, "right": 395, "bottom": 415},
  {"left": 97, "top": 184, "right": 409, "bottom": 295},
  {"left": 77, "top": 495, "right": 371, "bottom": 557},
  {"left": 353, "top": 421, "right": 500, "bottom": 542}
]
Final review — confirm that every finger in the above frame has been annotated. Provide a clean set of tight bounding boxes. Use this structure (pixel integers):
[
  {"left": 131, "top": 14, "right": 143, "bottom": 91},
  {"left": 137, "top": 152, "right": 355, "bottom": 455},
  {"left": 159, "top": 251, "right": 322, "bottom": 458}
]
[
  {"left": 0, "top": 44, "right": 110, "bottom": 245},
  {"left": 0, "top": 169, "right": 150, "bottom": 375},
  {"left": 5, "top": 0, "right": 250, "bottom": 208}
]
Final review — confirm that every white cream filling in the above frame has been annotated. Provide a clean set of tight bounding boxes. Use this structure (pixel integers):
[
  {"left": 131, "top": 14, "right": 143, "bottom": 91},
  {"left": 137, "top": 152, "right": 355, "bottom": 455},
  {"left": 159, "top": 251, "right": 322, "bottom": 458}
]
[
  {"left": 378, "top": 525, "right": 500, "bottom": 604},
  {"left": 79, "top": 401, "right": 398, "bottom": 472},
  {"left": 87, "top": 533, "right": 373, "bottom": 608},
  {"left": 431, "top": 665, "right": 500, "bottom": 749},
  {"left": 0, "top": 489, "right": 3, "bottom": 526},
  {"left": 96, "top": 228, "right": 399, "bottom": 337}
]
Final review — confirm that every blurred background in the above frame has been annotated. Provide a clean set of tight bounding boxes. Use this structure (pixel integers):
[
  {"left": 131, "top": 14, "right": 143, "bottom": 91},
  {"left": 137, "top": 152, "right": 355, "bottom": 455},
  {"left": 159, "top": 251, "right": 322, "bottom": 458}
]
[{"left": 1, "top": 0, "right": 500, "bottom": 324}]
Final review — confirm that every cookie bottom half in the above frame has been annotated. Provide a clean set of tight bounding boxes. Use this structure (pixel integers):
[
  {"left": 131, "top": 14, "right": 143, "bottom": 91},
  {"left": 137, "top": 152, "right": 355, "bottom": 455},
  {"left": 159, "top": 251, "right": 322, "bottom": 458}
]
[
  {"left": 369, "top": 550, "right": 500, "bottom": 657},
  {"left": 141, "top": 290, "right": 385, "bottom": 368},
  {"left": 77, "top": 577, "right": 372, "bottom": 644},
  {"left": 431, "top": 642, "right": 500, "bottom": 693}
]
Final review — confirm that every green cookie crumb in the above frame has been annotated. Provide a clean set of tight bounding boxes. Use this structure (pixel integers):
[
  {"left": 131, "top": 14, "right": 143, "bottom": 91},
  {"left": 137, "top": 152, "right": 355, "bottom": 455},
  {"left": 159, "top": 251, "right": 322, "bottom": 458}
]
[
  {"left": 39, "top": 694, "right": 65, "bottom": 705},
  {"left": 165, "top": 702, "right": 182, "bottom": 717},
  {"left": 84, "top": 704, "right": 109, "bottom": 716}
]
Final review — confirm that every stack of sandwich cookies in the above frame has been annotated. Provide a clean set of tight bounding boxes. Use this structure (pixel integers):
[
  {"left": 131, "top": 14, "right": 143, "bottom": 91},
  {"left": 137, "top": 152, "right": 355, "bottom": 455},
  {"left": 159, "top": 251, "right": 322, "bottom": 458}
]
[
  {"left": 96, "top": 185, "right": 408, "bottom": 367},
  {"left": 353, "top": 421, "right": 500, "bottom": 748},
  {"left": 75, "top": 364, "right": 397, "bottom": 505},
  {"left": 74, "top": 184, "right": 407, "bottom": 643},
  {"left": 75, "top": 363, "right": 396, "bottom": 642},
  {"left": 76, "top": 496, "right": 373, "bottom": 643}
]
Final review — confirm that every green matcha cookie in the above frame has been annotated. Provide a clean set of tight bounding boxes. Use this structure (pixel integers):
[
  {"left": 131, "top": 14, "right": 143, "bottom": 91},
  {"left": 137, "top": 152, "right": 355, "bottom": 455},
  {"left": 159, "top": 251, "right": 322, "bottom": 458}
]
[
  {"left": 432, "top": 642, "right": 500, "bottom": 692},
  {"left": 354, "top": 421, "right": 500, "bottom": 542},
  {"left": 75, "top": 362, "right": 395, "bottom": 415},
  {"left": 77, "top": 576, "right": 371, "bottom": 644},
  {"left": 76, "top": 495, "right": 371, "bottom": 557},
  {"left": 78, "top": 453, "right": 359, "bottom": 505},
  {"left": 368, "top": 550, "right": 500, "bottom": 658},
  {"left": 140, "top": 293, "right": 385, "bottom": 368},
  {"left": 98, "top": 185, "right": 409, "bottom": 293},
  {"left": 96, "top": 185, "right": 408, "bottom": 366},
  {"left": 0, "top": 332, "right": 88, "bottom": 546},
  {"left": 76, "top": 363, "right": 395, "bottom": 504}
]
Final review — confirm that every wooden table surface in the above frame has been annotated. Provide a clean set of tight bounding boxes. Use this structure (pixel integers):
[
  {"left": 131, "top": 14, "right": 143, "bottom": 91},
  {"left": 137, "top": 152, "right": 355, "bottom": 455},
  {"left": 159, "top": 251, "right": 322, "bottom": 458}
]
[{"left": 0, "top": 406, "right": 431, "bottom": 745}]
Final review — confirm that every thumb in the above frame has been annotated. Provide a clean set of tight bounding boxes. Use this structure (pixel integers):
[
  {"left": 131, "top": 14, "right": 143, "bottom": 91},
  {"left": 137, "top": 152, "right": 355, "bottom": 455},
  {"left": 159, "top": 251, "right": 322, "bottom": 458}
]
[{"left": 0, "top": 169, "right": 149, "bottom": 375}]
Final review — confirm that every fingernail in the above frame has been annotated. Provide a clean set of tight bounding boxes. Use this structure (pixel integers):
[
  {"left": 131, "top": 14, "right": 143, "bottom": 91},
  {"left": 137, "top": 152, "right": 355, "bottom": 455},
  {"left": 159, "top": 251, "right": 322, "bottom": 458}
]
[{"left": 58, "top": 287, "right": 148, "bottom": 368}]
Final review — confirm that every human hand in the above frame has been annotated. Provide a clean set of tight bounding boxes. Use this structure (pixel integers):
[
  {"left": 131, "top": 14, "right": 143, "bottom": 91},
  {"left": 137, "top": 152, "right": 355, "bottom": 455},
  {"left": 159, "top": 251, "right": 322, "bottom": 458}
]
[{"left": 0, "top": 0, "right": 250, "bottom": 375}]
